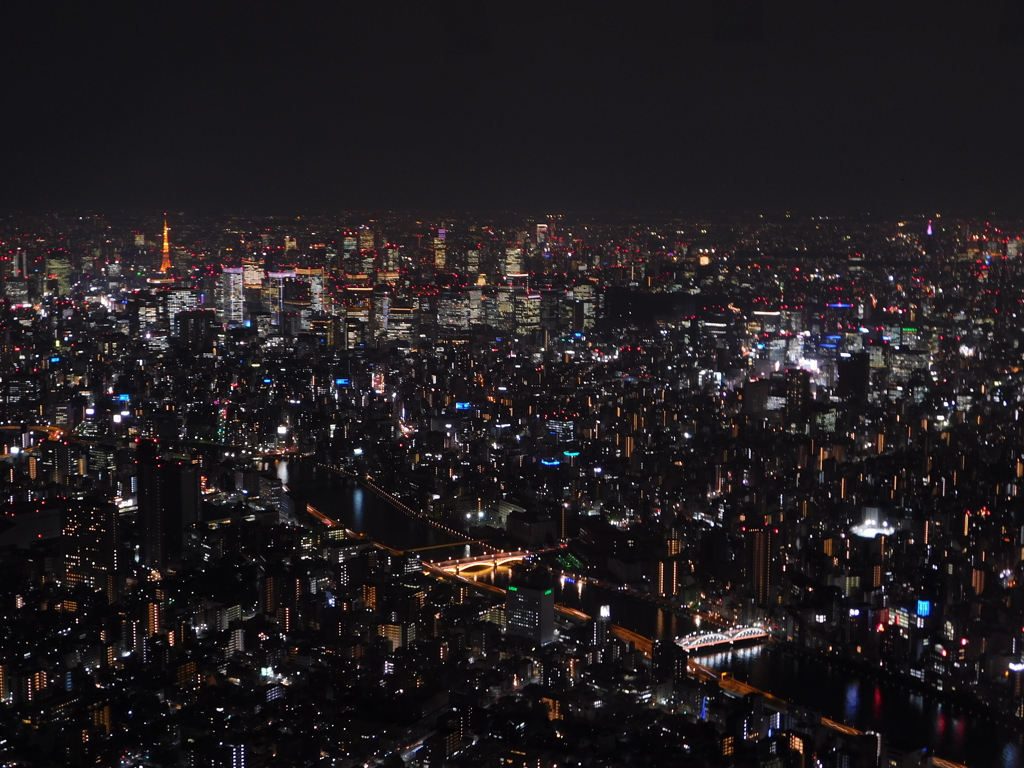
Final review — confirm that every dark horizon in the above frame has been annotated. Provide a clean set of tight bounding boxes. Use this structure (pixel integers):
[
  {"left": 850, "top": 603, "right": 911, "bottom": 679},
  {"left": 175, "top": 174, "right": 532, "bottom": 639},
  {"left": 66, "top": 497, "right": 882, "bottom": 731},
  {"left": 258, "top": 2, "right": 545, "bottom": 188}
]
[
  {"left": 0, "top": 208, "right": 1016, "bottom": 225},
  {"left": 4, "top": 3, "right": 1024, "bottom": 215}
]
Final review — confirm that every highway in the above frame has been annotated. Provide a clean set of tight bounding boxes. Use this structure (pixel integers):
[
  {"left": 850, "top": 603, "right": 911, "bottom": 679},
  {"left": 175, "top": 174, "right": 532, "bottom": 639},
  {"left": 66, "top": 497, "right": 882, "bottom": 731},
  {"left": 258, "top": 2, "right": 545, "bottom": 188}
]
[{"left": 0, "top": 424, "right": 65, "bottom": 458}]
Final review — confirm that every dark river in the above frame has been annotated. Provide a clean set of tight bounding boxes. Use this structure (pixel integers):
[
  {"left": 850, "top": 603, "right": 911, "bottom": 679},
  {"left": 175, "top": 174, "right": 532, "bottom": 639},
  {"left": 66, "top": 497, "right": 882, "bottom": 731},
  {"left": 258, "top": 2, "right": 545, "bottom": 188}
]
[
  {"left": 277, "top": 459, "right": 473, "bottom": 554},
  {"left": 694, "top": 644, "right": 1021, "bottom": 767},
  {"left": 279, "top": 459, "right": 1023, "bottom": 767}
]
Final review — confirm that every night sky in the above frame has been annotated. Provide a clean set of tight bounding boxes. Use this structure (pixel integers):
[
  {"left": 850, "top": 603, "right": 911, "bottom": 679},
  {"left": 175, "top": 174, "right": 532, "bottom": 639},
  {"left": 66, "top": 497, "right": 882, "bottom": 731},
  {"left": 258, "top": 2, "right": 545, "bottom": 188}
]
[{"left": 3, "top": 2, "right": 1024, "bottom": 215}]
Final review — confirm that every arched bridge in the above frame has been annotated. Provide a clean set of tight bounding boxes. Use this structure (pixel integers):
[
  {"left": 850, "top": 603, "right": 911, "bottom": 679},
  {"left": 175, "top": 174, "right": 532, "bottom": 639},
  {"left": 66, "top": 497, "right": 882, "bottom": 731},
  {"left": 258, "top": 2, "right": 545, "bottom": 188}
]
[
  {"left": 434, "top": 551, "right": 530, "bottom": 574},
  {"left": 676, "top": 626, "right": 770, "bottom": 652}
]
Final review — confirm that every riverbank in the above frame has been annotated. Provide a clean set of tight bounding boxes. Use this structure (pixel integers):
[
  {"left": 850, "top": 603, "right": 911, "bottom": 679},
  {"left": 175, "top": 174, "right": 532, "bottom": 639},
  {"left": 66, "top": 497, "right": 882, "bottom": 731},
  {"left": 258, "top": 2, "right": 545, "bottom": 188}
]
[{"left": 771, "top": 639, "right": 1023, "bottom": 732}]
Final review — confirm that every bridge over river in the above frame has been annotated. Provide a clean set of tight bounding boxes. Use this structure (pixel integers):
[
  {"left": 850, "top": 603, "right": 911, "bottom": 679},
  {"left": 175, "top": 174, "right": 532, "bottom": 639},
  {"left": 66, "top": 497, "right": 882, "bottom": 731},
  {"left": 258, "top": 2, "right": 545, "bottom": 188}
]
[{"left": 676, "top": 625, "right": 771, "bottom": 652}]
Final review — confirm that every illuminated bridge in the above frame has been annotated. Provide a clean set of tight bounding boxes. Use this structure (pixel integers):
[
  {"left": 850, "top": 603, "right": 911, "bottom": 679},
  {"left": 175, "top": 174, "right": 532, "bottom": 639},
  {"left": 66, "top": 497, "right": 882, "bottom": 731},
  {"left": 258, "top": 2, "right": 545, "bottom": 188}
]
[
  {"left": 676, "top": 626, "right": 770, "bottom": 652},
  {"left": 434, "top": 551, "right": 531, "bottom": 573}
]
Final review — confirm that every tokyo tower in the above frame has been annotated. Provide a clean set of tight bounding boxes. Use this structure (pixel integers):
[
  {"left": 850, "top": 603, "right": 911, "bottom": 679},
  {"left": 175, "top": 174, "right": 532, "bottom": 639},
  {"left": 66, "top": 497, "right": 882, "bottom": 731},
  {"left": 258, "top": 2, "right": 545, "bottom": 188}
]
[{"left": 160, "top": 217, "right": 173, "bottom": 273}]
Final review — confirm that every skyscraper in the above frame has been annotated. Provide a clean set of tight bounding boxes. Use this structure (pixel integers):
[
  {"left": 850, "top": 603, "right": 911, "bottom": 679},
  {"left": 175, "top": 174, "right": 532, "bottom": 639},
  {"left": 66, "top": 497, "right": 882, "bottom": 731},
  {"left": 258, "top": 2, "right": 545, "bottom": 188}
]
[
  {"left": 589, "top": 604, "right": 610, "bottom": 647},
  {"left": 137, "top": 443, "right": 201, "bottom": 571},
  {"left": 433, "top": 229, "right": 447, "bottom": 269},
  {"left": 295, "top": 267, "right": 325, "bottom": 313},
  {"left": 61, "top": 498, "right": 118, "bottom": 601},
  {"left": 503, "top": 246, "right": 523, "bottom": 276},
  {"left": 747, "top": 527, "right": 777, "bottom": 609},
  {"left": 784, "top": 368, "right": 811, "bottom": 428},
  {"left": 837, "top": 351, "right": 870, "bottom": 405},
  {"left": 163, "top": 286, "right": 201, "bottom": 335},
  {"left": 177, "top": 309, "right": 217, "bottom": 352},
  {"left": 220, "top": 267, "right": 244, "bottom": 325},
  {"left": 505, "top": 581, "right": 555, "bottom": 645}
]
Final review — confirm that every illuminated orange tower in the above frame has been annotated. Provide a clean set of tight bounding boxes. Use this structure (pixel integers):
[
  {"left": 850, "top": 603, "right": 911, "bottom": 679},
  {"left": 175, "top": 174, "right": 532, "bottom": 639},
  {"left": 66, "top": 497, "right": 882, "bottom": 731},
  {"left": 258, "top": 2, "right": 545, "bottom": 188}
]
[{"left": 160, "top": 217, "right": 173, "bottom": 273}]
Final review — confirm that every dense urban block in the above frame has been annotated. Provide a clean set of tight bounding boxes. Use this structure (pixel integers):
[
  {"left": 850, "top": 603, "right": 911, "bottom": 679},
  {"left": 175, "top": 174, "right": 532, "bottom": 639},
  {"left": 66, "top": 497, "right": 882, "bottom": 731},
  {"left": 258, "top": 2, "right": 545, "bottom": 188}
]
[{"left": 0, "top": 211, "right": 1020, "bottom": 767}]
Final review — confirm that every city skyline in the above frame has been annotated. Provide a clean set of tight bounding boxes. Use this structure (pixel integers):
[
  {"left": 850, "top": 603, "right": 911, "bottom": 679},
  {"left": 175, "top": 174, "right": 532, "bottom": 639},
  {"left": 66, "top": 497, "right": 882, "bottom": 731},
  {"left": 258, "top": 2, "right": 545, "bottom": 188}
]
[
  {"left": 4, "top": 3, "right": 1024, "bottom": 765},
  {"left": 0, "top": 209, "right": 1021, "bottom": 765}
]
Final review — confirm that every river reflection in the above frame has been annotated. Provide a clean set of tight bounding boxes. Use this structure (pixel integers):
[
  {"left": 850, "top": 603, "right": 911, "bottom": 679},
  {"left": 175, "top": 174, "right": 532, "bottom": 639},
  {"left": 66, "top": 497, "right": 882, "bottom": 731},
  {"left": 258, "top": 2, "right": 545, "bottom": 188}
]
[
  {"left": 281, "top": 460, "right": 465, "bottom": 552},
  {"left": 693, "top": 644, "right": 1023, "bottom": 767},
  {"left": 352, "top": 487, "right": 364, "bottom": 527}
]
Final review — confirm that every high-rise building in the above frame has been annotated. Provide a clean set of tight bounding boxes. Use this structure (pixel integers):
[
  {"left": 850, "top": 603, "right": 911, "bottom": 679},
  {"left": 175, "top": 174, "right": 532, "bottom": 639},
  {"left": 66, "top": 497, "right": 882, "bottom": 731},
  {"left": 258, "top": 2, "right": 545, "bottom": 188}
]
[
  {"left": 2, "top": 277, "right": 31, "bottom": 306},
  {"left": 242, "top": 256, "right": 264, "bottom": 289},
  {"left": 45, "top": 256, "right": 72, "bottom": 295},
  {"left": 503, "top": 246, "right": 523, "bottom": 276},
  {"left": 60, "top": 499, "right": 118, "bottom": 600},
  {"left": 438, "top": 290, "right": 471, "bottom": 331},
  {"left": 377, "top": 621, "right": 417, "bottom": 650},
  {"left": 505, "top": 581, "right": 555, "bottom": 645},
  {"left": 546, "top": 417, "right": 575, "bottom": 444},
  {"left": 657, "top": 557, "right": 681, "bottom": 597},
  {"left": 513, "top": 292, "right": 541, "bottom": 333},
  {"left": 784, "top": 368, "right": 811, "bottom": 427},
  {"left": 295, "top": 267, "right": 325, "bottom": 313},
  {"left": 433, "top": 229, "right": 447, "bottom": 269},
  {"left": 358, "top": 226, "right": 375, "bottom": 253},
  {"left": 137, "top": 444, "right": 201, "bottom": 571},
  {"left": 589, "top": 604, "right": 610, "bottom": 647},
  {"left": 177, "top": 309, "right": 218, "bottom": 352},
  {"left": 219, "top": 267, "right": 244, "bottom": 325},
  {"left": 747, "top": 527, "right": 777, "bottom": 608},
  {"left": 263, "top": 271, "right": 295, "bottom": 326},
  {"left": 651, "top": 639, "right": 688, "bottom": 682},
  {"left": 163, "top": 287, "right": 201, "bottom": 335},
  {"left": 571, "top": 283, "right": 596, "bottom": 329},
  {"left": 837, "top": 352, "right": 870, "bottom": 405}
]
